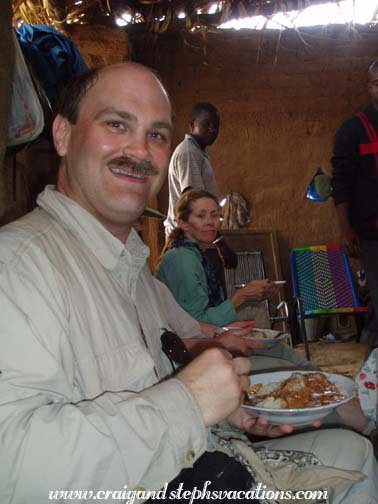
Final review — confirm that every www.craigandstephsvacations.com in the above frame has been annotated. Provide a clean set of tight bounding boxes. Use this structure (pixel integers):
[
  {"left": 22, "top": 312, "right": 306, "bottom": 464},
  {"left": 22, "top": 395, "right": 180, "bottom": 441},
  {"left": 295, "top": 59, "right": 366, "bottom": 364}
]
[{"left": 49, "top": 481, "right": 328, "bottom": 502}]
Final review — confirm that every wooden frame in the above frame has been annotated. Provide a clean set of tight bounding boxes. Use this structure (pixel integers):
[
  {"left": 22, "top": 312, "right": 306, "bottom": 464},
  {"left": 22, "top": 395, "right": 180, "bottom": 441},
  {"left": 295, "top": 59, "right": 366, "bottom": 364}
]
[
  {"left": 220, "top": 228, "right": 286, "bottom": 330},
  {"left": 220, "top": 228, "right": 284, "bottom": 284}
]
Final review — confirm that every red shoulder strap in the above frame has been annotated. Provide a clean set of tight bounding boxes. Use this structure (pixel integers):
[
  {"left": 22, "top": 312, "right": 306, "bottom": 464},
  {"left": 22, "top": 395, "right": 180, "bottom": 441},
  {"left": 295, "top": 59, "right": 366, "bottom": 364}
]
[
  {"left": 356, "top": 111, "right": 378, "bottom": 174},
  {"left": 356, "top": 111, "right": 378, "bottom": 142}
]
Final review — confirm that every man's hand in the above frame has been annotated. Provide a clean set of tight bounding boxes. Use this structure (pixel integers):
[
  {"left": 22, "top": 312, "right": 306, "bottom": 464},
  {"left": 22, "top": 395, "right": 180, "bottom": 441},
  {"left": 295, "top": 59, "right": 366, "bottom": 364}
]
[
  {"left": 227, "top": 409, "right": 322, "bottom": 437},
  {"left": 177, "top": 349, "right": 252, "bottom": 427},
  {"left": 217, "top": 331, "right": 267, "bottom": 357},
  {"left": 190, "top": 320, "right": 265, "bottom": 357},
  {"left": 198, "top": 320, "right": 255, "bottom": 339},
  {"left": 226, "top": 320, "right": 256, "bottom": 332},
  {"left": 227, "top": 408, "right": 294, "bottom": 438}
]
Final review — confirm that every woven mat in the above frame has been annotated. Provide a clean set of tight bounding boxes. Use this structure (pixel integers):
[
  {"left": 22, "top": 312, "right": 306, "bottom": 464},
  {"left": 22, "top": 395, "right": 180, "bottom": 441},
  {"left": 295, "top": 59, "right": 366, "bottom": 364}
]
[{"left": 295, "top": 342, "right": 372, "bottom": 378}]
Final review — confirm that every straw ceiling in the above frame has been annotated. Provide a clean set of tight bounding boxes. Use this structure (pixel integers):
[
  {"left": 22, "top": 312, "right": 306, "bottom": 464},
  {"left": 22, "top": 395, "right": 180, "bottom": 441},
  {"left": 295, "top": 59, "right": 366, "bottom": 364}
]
[{"left": 13, "top": 0, "right": 339, "bottom": 32}]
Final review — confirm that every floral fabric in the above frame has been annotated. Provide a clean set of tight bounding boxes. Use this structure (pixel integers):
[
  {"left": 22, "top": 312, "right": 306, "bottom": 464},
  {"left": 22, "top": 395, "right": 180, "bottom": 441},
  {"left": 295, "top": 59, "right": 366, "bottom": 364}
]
[{"left": 356, "top": 347, "right": 378, "bottom": 424}]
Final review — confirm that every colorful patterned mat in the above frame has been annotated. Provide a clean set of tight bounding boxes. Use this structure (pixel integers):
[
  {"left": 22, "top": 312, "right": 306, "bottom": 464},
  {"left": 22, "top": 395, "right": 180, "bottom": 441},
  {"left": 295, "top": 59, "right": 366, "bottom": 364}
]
[{"left": 290, "top": 245, "right": 367, "bottom": 316}]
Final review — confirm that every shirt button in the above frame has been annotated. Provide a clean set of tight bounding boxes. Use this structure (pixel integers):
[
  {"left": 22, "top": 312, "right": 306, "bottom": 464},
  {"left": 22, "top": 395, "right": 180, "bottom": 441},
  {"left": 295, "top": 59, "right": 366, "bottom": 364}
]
[{"left": 186, "top": 450, "right": 195, "bottom": 462}]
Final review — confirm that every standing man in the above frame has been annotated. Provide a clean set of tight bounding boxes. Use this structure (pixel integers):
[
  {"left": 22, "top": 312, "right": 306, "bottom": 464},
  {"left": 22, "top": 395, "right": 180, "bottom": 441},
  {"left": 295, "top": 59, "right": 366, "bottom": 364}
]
[
  {"left": 164, "top": 102, "right": 220, "bottom": 235},
  {"left": 331, "top": 59, "right": 378, "bottom": 344}
]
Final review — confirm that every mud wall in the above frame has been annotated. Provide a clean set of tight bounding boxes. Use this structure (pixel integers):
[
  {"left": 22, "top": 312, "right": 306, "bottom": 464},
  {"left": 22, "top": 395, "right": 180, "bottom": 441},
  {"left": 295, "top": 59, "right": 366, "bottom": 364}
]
[{"left": 135, "top": 26, "right": 378, "bottom": 279}]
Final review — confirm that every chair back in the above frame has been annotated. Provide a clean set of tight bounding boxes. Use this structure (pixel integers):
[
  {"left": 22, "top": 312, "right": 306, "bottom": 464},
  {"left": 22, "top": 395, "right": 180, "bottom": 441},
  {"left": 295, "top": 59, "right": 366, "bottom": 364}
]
[
  {"left": 290, "top": 245, "right": 366, "bottom": 316},
  {"left": 224, "top": 251, "right": 265, "bottom": 294},
  {"left": 224, "top": 251, "right": 271, "bottom": 327},
  {"left": 290, "top": 245, "right": 367, "bottom": 360}
]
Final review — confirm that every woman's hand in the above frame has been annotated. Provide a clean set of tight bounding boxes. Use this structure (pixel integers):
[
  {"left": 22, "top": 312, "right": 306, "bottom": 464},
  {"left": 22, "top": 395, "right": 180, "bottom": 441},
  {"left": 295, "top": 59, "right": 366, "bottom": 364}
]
[{"left": 231, "top": 279, "right": 279, "bottom": 309}]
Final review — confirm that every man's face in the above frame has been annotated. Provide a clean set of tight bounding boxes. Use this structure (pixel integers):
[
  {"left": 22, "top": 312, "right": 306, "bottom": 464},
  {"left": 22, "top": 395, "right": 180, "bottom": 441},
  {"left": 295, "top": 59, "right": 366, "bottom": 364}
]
[
  {"left": 368, "top": 73, "right": 378, "bottom": 107},
  {"left": 54, "top": 64, "right": 172, "bottom": 238},
  {"left": 191, "top": 110, "right": 220, "bottom": 148}
]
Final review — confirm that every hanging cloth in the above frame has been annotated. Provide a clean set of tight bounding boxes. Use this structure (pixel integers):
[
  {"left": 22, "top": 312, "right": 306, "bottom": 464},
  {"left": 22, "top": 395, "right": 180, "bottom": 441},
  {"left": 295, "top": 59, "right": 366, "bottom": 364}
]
[
  {"left": 7, "top": 32, "right": 44, "bottom": 148},
  {"left": 221, "top": 192, "right": 251, "bottom": 229},
  {"left": 16, "top": 23, "right": 88, "bottom": 103}
]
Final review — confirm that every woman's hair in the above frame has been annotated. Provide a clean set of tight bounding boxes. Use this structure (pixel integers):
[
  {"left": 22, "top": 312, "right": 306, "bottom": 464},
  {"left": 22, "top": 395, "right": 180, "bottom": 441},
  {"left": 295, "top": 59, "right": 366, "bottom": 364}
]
[{"left": 162, "top": 188, "right": 219, "bottom": 255}]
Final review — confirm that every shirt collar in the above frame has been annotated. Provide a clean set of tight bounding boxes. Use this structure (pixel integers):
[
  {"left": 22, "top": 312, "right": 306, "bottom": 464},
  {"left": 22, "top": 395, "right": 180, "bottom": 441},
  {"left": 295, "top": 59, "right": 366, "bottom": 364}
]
[
  {"left": 185, "top": 134, "right": 209, "bottom": 159},
  {"left": 37, "top": 185, "right": 150, "bottom": 271}
]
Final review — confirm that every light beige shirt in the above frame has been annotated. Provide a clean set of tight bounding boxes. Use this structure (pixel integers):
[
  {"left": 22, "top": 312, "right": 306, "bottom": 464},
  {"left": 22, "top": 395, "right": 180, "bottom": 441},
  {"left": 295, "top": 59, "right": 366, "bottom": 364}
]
[
  {"left": 164, "top": 135, "right": 219, "bottom": 235},
  {"left": 0, "top": 186, "right": 207, "bottom": 503}
]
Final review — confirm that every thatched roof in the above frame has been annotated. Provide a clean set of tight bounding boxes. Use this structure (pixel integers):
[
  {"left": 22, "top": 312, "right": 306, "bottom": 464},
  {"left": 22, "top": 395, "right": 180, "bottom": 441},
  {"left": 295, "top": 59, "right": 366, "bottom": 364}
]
[{"left": 13, "top": 0, "right": 340, "bottom": 33}]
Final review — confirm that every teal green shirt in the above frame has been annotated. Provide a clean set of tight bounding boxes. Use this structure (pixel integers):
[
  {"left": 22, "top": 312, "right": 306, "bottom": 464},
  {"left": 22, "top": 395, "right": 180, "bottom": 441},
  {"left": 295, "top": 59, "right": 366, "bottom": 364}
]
[{"left": 155, "top": 241, "right": 237, "bottom": 325}]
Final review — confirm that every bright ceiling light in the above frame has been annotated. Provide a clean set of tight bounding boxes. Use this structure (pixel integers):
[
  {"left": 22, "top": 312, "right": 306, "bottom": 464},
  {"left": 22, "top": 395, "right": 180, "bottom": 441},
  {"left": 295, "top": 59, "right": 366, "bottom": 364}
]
[
  {"left": 121, "top": 12, "right": 132, "bottom": 22},
  {"left": 115, "top": 10, "right": 132, "bottom": 26},
  {"left": 220, "top": 0, "right": 378, "bottom": 30},
  {"left": 115, "top": 17, "right": 128, "bottom": 26},
  {"left": 208, "top": 3, "right": 221, "bottom": 15}
]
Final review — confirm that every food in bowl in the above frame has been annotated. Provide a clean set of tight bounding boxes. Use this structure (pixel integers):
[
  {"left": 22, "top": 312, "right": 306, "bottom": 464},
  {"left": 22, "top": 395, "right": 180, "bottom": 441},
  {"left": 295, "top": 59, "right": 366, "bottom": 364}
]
[
  {"left": 245, "top": 372, "right": 346, "bottom": 409},
  {"left": 250, "top": 328, "right": 280, "bottom": 340}
]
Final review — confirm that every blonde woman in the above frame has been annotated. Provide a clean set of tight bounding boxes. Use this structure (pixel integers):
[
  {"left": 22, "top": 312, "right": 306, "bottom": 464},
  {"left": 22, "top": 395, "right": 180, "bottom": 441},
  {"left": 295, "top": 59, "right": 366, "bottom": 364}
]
[{"left": 156, "top": 188, "right": 278, "bottom": 325}]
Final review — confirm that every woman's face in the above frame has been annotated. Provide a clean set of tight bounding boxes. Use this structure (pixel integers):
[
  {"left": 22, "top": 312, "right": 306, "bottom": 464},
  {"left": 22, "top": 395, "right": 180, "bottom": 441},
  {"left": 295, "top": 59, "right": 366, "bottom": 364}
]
[{"left": 179, "top": 197, "right": 220, "bottom": 247}]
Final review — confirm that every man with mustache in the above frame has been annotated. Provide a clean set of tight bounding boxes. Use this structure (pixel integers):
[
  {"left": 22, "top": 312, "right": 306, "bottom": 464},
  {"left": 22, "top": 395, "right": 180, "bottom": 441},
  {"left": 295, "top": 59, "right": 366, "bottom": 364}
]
[
  {"left": 109, "top": 155, "right": 159, "bottom": 177},
  {"left": 0, "top": 62, "right": 377, "bottom": 503}
]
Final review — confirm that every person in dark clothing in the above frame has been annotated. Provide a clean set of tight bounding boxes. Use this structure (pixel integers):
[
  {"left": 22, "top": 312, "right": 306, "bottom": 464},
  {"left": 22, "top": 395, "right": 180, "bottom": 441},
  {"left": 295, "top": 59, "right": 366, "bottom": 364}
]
[{"left": 331, "top": 59, "right": 378, "bottom": 345}]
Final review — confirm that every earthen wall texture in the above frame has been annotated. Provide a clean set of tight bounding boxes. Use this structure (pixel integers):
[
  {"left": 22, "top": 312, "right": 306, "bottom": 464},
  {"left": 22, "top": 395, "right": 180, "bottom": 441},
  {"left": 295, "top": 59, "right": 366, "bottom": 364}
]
[{"left": 135, "top": 26, "right": 378, "bottom": 280}]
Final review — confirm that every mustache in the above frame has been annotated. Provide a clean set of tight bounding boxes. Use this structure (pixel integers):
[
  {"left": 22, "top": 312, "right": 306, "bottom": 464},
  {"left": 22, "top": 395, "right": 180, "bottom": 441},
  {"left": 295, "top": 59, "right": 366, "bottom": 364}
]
[{"left": 108, "top": 156, "right": 159, "bottom": 177}]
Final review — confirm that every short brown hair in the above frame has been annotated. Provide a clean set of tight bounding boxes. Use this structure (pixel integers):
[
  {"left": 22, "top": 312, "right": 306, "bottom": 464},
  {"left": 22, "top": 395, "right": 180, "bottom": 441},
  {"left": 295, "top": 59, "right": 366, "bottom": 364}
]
[{"left": 56, "top": 67, "right": 101, "bottom": 124}]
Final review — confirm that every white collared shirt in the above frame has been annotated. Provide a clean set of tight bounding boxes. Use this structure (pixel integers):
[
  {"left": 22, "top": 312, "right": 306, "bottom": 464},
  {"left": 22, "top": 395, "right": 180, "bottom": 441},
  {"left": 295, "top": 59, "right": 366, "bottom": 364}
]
[
  {"left": 165, "top": 134, "right": 219, "bottom": 235},
  {"left": 0, "top": 186, "right": 206, "bottom": 502}
]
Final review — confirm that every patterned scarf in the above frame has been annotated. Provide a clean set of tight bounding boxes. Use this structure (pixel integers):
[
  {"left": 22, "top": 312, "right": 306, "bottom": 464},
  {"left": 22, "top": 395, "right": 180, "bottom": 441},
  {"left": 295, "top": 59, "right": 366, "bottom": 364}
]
[{"left": 171, "top": 238, "right": 225, "bottom": 307}]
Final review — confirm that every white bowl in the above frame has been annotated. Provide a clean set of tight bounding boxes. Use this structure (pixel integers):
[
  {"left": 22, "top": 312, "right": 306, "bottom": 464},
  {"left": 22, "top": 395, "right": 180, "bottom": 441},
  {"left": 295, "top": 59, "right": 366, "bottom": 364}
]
[{"left": 242, "top": 370, "right": 356, "bottom": 427}]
